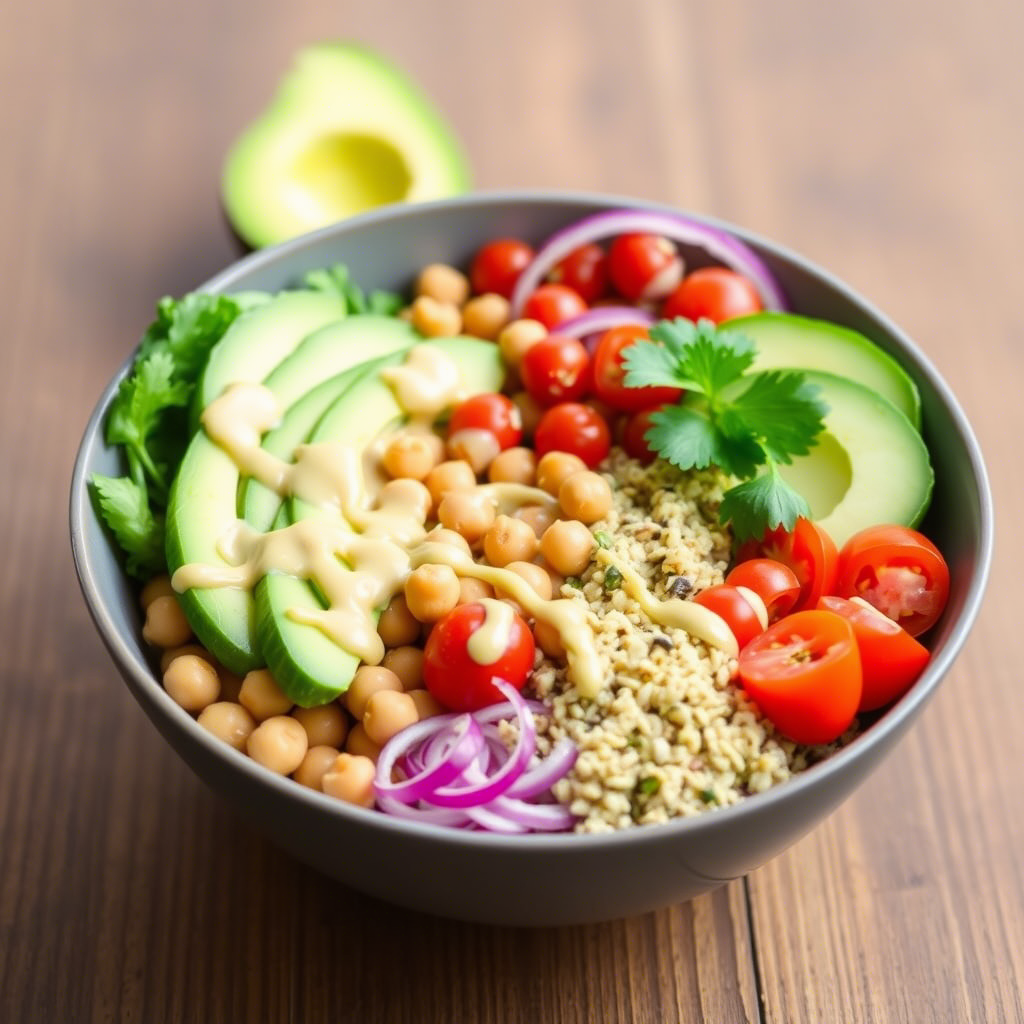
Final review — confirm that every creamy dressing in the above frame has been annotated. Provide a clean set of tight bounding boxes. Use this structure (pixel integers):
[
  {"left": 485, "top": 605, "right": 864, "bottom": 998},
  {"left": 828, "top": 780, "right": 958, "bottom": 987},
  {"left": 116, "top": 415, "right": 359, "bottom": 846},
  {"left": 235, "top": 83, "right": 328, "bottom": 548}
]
[
  {"left": 379, "top": 345, "right": 466, "bottom": 417},
  {"left": 466, "top": 598, "right": 516, "bottom": 665}
]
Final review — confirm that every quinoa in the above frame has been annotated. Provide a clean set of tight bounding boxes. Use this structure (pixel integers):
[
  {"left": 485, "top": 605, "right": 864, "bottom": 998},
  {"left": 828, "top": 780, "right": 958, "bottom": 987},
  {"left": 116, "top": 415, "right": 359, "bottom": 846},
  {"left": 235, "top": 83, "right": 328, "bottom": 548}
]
[{"left": 527, "top": 449, "right": 845, "bottom": 834}]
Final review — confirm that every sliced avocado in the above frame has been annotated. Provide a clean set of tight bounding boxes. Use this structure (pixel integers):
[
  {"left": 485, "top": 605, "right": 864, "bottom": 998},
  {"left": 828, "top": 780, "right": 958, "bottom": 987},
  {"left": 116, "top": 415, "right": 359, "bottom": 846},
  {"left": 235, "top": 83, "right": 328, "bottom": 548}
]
[
  {"left": 166, "top": 312, "right": 412, "bottom": 673},
  {"left": 773, "top": 370, "right": 933, "bottom": 547},
  {"left": 727, "top": 313, "right": 921, "bottom": 428},
  {"left": 256, "top": 337, "right": 505, "bottom": 706},
  {"left": 222, "top": 43, "right": 470, "bottom": 249}
]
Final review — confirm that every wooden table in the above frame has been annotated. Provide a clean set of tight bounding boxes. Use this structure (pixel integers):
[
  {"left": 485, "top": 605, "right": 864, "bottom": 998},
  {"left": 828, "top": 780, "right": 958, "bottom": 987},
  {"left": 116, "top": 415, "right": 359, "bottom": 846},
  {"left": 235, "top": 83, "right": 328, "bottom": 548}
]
[{"left": 2, "top": 0, "right": 1019, "bottom": 1020}]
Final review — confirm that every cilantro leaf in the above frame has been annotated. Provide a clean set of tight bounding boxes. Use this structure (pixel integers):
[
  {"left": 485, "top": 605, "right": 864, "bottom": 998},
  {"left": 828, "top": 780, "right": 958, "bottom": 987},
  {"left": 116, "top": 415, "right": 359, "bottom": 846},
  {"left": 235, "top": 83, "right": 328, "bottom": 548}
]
[
  {"left": 621, "top": 338, "right": 685, "bottom": 390},
  {"left": 718, "top": 468, "right": 810, "bottom": 542},
  {"left": 649, "top": 318, "right": 755, "bottom": 394},
  {"left": 728, "top": 371, "right": 828, "bottom": 464},
  {"left": 304, "top": 264, "right": 403, "bottom": 317},
  {"left": 90, "top": 474, "right": 166, "bottom": 579},
  {"left": 645, "top": 404, "right": 719, "bottom": 470}
]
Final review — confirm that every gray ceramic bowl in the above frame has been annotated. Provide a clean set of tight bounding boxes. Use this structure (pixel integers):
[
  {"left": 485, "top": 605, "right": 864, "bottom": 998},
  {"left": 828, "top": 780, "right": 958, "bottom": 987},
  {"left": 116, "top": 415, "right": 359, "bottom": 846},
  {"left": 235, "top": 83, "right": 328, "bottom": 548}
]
[{"left": 70, "top": 192, "right": 992, "bottom": 926}]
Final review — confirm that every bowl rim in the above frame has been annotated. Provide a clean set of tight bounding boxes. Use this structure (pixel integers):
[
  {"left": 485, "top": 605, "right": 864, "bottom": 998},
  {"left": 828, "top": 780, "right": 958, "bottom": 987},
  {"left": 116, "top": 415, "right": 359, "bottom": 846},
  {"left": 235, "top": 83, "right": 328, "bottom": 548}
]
[{"left": 70, "top": 188, "right": 995, "bottom": 853}]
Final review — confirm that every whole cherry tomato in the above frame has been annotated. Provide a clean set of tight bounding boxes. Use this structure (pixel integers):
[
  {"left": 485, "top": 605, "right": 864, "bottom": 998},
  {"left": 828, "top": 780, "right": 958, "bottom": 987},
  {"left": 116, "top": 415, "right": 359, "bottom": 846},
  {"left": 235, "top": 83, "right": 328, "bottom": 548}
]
[
  {"left": 607, "top": 234, "right": 683, "bottom": 302},
  {"left": 448, "top": 393, "right": 523, "bottom": 451},
  {"left": 533, "top": 403, "right": 611, "bottom": 467},
  {"left": 520, "top": 335, "right": 591, "bottom": 407},
  {"left": 818, "top": 595, "right": 930, "bottom": 711},
  {"left": 621, "top": 405, "right": 665, "bottom": 464},
  {"left": 835, "top": 524, "right": 950, "bottom": 637},
  {"left": 548, "top": 243, "right": 608, "bottom": 304},
  {"left": 726, "top": 558, "right": 802, "bottom": 622},
  {"left": 522, "top": 283, "right": 588, "bottom": 330},
  {"left": 661, "top": 268, "right": 763, "bottom": 323},
  {"left": 423, "top": 602, "right": 535, "bottom": 711},
  {"left": 738, "top": 609, "right": 862, "bottom": 745},
  {"left": 693, "top": 584, "right": 766, "bottom": 650},
  {"left": 592, "top": 326, "right": 683, "bottom": 413},
  {"left": 470, "top": 239, "right": 534, "bottom": 299}
]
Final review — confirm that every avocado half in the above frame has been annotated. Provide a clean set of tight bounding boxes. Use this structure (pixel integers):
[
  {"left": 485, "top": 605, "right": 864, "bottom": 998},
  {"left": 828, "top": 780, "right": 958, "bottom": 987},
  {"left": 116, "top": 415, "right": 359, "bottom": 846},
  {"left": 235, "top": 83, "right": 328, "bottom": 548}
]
[{"left": 222, "top": 44, "right": 470, "bottom": 248}]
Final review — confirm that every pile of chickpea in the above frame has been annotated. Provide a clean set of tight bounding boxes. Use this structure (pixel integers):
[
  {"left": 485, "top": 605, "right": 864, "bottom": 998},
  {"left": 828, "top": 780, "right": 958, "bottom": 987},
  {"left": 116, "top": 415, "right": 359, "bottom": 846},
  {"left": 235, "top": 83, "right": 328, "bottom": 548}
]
[{"left": 138, "top": 257, "right": 616, "bottom": 807}]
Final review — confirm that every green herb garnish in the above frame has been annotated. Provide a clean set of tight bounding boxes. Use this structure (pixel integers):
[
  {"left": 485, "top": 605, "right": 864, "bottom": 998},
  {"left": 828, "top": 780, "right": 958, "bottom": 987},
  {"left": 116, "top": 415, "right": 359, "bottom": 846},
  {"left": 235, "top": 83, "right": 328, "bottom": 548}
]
[
  {"left": 593, "top": 530, "right": 612, "bottom": 549},
  {"left": 304, "top": 264, "right": 403, "bottom": 316},
  {"left": 637, "top": 776, "right": 661, "bottom": 796},
  {"left": 564, "top": 576, "right": 583, "bottom": 589},
  {"left": 621, "top": 318, "right": 827, "bottom": 541},
  {"left": 603, "top": 565, "right": 624, "bottom": 592},
  {"left": 698, "top": 788, "right": 718, "bottom": 805}
]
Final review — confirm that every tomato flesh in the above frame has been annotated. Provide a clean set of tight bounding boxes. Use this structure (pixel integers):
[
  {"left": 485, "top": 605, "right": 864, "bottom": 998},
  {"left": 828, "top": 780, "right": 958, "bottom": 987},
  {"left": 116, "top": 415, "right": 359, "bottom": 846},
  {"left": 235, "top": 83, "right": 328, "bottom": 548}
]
[
  {"left": 592, "top": 326, "right": 683, "bottom": 413},
  {"left": 607, "top": 234, "right": 683, "bottom": 302},
  {"left": 533, "top": 403, "right": 611, "bottom": 467},
  {"left": 522, "top": 284, "right": 588, "bottom": 330},
  {"left": 661, "top": 267, "right": 763, "bottom": 324},
  {"left": 520, "top": 335, "right": 591, "bottom": 407},
  {"left": 621, "top": 406, "right": 664, "bottom": 464},
  {"left": 726, "top": 558, "right": 802, "bottom": 622},
  {"left": 448, "top": 393, "right": 523, "bottom": 450},
  {"left": 694, "top": 584, "right": 765, "bottom": 650},
  {"left": 470, "top": 239, "right": 534, "bottom": 299},
  {"left": 549, "top": 243, "right": 608, "bottom": 304}
]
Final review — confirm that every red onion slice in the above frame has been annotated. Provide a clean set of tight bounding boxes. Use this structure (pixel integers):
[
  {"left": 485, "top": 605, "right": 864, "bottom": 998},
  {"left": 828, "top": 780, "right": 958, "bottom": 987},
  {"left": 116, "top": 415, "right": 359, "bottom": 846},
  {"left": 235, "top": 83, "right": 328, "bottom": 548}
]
[
  {"left": 508, "top": 739, "right": 578, "bottom": 799},
  {"left": 555, "top": 306, "right": 656, "bottom": 341},
  {"left": 485, "top": 796, "right": 577, "bottom": 832},
  {"left": 510, "top": 208, "right": 787, "bottom": 316}
]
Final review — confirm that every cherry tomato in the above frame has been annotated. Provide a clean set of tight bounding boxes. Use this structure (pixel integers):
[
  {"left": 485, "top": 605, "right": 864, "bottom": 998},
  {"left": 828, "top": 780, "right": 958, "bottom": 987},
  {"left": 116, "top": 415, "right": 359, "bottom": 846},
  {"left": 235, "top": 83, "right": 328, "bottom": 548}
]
[
  {"left": 534, "top": 403, "right": 611, "bottom": 467},
  {"left": 835, "top": 525, "right": 950, "bottom": 637},
  {"left": 621, "top": 405, "right": 665, "bottom": 464},
  {"left": 469, "top": 238, "right": 535, "bottom": 299},
  {"left": 726, "top": 558, "right": 802, "bottom": 622},
  {"left": 522, "top": 283, "right": 588, "bottom": 330},
  {"left": 448, "top": 393, "right": 523, "bottom": 451},
  {"left": 661, "top": 268, "right": 763, "bottom": 324},
  {"left": 607, "top": 234, "right": 683, "bottom": 302},
  {"left": 693, "top": 584, "right": 766, "bottom": 650},
  {"left": 736, "top": 518, "right": 839, "bottom": 612},
  {"left": 549, "top": 243, "right": 608, "bottom": 304},
  {"left": 738, "top": 610, "right": 862, "bottom": 745},
  {"left": 520, "top": 335, "right": 591, "bottom": 407},
  {"left": 423, "top": 602, "right": 535, "bottom": 711},
  {"left": 818, "top": 596, "right": 930, "bottom": 711},
  {"left": 592, "top": 326, "right": 684, "bottom": 413}
]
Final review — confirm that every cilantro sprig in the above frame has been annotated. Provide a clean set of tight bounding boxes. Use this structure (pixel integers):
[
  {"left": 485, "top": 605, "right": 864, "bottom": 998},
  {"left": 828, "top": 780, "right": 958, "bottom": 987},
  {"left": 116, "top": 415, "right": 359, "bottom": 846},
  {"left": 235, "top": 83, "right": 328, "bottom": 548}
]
[
  {"left": 304, "top": 264, "right": 404, "bottom": 316},
  {"left": 621, "top": 318, "right": 827, "bottom": 541}
]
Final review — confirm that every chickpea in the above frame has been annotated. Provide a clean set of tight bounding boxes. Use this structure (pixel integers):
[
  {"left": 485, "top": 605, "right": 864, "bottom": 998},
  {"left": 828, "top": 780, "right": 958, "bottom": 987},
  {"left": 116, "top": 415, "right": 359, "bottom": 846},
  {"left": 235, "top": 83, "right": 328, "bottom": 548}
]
[
  {"left": 381, "top": 432, "right": 444, "bottom": 481},
  {"left": 292, "top": 704, "right": 349, "bottom": 748},
  {"left": 239, "top": 669, "right": 294, "bottom": 721},
  {"left": 293, "top": 745, "right": 342, "bottom": 790},
  {"left": 363, "top": 689, "right": 419, "bottom": 745},
  {"left": 511, "top": 391, "right": 543, "bottom": 440},
  {"left": 345, "top": 723, "right": 382, "bottom": 762},
  {"left": 540, "top": 519, "right": 596, "bottom": 576},
  {"left": 461, "top": 292, "right": 511, "bottom": 340},
  {"left": 514, "top": 503, "right": 557, "bottom": 539},
  {"left": 142, "top": 594, "right": 192, "bottom": 648},
  {"left": 410, "top": 295, "right": 462, "bottom": 338},
  {"left": 501, "top": 560, "right": 554, "bottom": 602},
  {"left": 438, "top": 490, "right": 496, "bottom": 543},
  {"left": 159, "top": 643, "right": 210, "bottom": 675},
  {"left": 378, "top": 478, "right": 432, "bottom": 523},
  {"left": 321, "top": 753, "right": 377, "bottom": 807},
  {"left": 425, "top": 526, "right": 473, "bottom": 557},
  {"left": 197, "top": 701, "right": 256, "bottom": 751},
  {"left": 498, "top": 319, "right": 547, "bottom": 368},
  {"left": 163, "top": 653, "right": 221, "bottom": 712},
  {"left": 346, "top": 665, "right": 403, "bottom": 719},
  {"left": 416, "top": 263, "right": 470, "bottom": 306},
  {"left": 535, "top": 620, "right": 567, "bottom": 659},
  {"left": 382, "top": 646, "right": 425, "bottom": 690},
  {"left": 247, "top": 716, "right": 308, "bottom": 775},
  {"left": 457, "top": 577, "right": 495, "bottom": 605},
  {"left": 426, "top": 459, "right": 477, "bottom": 506},
  {"left": 447, "top": 429, "right": 500, "bottom": 475},
  {"left": 404, "top": 563, "right": 461, "bottom": 623},
  {"left": 488, "top": 446, "right": 536, "bottom": 486},
  {"left": 407, "top": 688, "right": 444, "bottom": 719},
  {"left": 559, "top": 471, "right": 613, "bottom": 524},
  {"left": 536, "top": 451, "right": 587, "bottom": 496},
  {"left": 140, "top": 575, "right": 174, "bottom": 609},
  {"left": 378, "top": 594, "right": 421, "bottom": 648},
  {"left": 483, "top": 514, "right": 538, "bottom": 567}
]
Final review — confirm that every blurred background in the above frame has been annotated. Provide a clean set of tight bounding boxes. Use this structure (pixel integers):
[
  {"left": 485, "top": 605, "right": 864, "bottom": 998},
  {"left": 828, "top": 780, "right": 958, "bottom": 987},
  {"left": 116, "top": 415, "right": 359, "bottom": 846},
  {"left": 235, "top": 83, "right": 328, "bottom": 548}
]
[{"left": 2, "top": 0, "right": 1020, "bottom": 1021}]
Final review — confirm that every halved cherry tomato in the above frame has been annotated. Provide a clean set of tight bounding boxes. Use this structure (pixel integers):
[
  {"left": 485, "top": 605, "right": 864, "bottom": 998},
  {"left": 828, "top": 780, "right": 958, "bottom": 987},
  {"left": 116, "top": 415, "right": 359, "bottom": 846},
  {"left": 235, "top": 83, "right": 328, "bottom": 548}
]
[
  {"left": 693, "top": 584, "right": 766, "bottom": 650},
  {"left": 533, "top": 403, "right": 611, "bottom": 467},
  {"left": 736, "top": 518, "right": 839, "bottom": 612},
  {"left": 607, "top": 234, "right": 683, "bottom": 302},
  {"left": 738, "top": 610, "right": 862, "bottom": 745},
  {"left": 522, "top": 283, "right": 588, "bottom": 330},
  {"left": 592, "top": 326, "right": 684, "bottom": 413},
  {"left": 726, "top": 558, "right": 802, "bottom": 622},
  {"left": 520, "top": 335, "right": 591, "bottom": 407},
  {"left": 448, "top": 393, "right": 523, "bottom": 451},
  {"left": 818, "top": 596, "right": 930, "bottom": 711},
  {"left": 470, "top": 239, "right": 534, "bottom": 299},
  {"left": 661, "top": 268, "right": 763, "bottom": 324},
  {"left": 621, "top": 405, "right": 664, "bottom": 464},
  {"left": 549, "top": 243, "right": 608, "bottom": 304},
  {"left": 835, "top": 525, "right": 950, "bottom": 637},
  {"left": 423, "top": 602, "right": 535, "bottom": 711}
]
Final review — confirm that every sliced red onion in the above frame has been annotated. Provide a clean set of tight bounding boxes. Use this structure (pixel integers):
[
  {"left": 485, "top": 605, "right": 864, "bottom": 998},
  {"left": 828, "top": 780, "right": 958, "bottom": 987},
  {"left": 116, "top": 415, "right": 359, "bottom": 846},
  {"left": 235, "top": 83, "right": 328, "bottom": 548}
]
[
  {"left": 510, "top": 208, "right": 787, "bottom": 316},
  {"left": 508, "top": 739, "right": 578, "bottom": 800},
  {"left": 464, "top": 804, "right": 529, "bottom": 833},
  {"left": 555, "top": 306, "right": 656, "bottom": 341},
  {"left": 485, "top": 796, "right": 577, "bottom": 832}
]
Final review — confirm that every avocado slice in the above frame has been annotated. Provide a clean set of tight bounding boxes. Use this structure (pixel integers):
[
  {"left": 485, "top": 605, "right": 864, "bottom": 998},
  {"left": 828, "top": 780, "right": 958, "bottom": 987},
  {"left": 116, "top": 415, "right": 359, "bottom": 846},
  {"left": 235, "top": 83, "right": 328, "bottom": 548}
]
[
  {"left": 727, "top": 313, "right": 922, "bottom": 428},
  {"left": 166, "top": 310, "right": 415, "bottom": 673},
  {"left": 221, "top": 44, "right": 470, "bottom": 249},
  {"left": 256, "top": 337, "right": 505, "bottom": 706},
  {"left": 773, "top": 370, "right": 933, "bottom": 547}
]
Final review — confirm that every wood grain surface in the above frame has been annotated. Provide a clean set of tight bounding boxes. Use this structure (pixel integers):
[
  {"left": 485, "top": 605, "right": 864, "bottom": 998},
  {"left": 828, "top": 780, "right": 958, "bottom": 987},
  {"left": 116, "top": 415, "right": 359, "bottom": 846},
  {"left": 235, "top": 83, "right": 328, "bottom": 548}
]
[{"left": 1, "top": 0, "right": 1019, "bottom": 1021}]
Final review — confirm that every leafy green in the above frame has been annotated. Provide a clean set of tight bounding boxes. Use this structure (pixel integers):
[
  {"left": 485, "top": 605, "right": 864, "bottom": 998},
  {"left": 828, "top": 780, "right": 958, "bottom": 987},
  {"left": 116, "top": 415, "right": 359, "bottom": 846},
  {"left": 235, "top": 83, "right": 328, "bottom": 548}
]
[
  {"left": 91, "top": 474, "right": 165, "bottom": 579},
  {"left": 304, "top": 264, "right": 404, "bottom": 317},
  {"left": 621, "top": 318, "right": 827, "bottom": 541}
]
